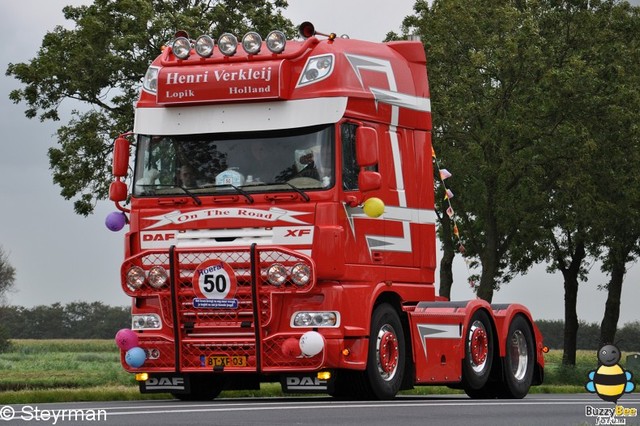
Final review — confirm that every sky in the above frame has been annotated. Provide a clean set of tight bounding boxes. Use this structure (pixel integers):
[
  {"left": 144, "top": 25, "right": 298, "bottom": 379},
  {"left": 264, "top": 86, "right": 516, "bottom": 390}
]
[{"left": 0, "top": 0, "right": 639, "bottom": 326}]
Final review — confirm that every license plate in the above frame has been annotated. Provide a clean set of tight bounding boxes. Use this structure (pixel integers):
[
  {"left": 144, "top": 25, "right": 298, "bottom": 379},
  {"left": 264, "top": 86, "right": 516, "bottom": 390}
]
[{"left": 206, "top": 355, "right": 248, "bottom": 367}]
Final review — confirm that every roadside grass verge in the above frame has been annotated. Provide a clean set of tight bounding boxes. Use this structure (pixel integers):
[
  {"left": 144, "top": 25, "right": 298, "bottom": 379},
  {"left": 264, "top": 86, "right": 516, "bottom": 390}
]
[{"left": 0, "top": 340, "right": 635, "bottom": 404}]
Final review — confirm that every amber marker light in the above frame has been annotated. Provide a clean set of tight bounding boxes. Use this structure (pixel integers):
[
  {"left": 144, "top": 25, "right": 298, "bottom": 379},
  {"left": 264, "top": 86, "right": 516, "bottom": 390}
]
[
  {"left": 135, "top": 373, "right": 149, "bottom": 382},
  {"left": 317, "top": 371, "right": 331, "bottom": 380},
  {"left": 342, "top": 348, "right": 351, "bottom": 356}
]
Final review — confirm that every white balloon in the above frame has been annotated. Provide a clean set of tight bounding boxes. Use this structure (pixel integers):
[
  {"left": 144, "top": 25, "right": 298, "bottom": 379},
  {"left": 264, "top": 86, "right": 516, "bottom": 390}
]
[{"left": 299, "top": 331, "right": 324, "bottom": 357}]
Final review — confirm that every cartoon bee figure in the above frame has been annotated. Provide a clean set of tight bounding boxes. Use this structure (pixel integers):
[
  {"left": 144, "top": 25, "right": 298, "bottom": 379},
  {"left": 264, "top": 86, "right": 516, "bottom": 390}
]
[{"left": 586, "top": 343, "right": 636, "bottom": 403}]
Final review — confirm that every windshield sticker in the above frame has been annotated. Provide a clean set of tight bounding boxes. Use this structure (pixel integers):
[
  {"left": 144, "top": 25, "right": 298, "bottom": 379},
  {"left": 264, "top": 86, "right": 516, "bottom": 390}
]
[{"left": 144, "top": 207, "right": 309, "bottom": 229}]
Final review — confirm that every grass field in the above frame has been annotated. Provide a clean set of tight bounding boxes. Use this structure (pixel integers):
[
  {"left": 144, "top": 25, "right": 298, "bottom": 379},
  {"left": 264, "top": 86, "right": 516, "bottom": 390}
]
[{"left": 0, "top": 340, "right": 636, "bottom": 404}]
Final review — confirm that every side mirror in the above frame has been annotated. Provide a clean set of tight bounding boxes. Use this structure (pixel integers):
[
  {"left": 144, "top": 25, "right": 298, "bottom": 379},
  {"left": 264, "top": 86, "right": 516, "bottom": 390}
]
[
  {"left": 109, "top": 180, "right": 127, "bottom": 202},
  {"left": 358, "top": 171, "right": 381, "bottom": 192},
  {"left": 112, "top": 137, "right": 130, "bottom": 178},
  {"left": 355, "top": 127, "right": 378, "bottom": 167}
]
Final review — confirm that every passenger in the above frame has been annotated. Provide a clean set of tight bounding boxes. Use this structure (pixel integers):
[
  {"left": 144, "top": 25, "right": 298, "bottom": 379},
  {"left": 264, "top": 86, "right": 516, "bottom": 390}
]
[{"left": 275, "top": 147, "right": 320, "bottom": 182}]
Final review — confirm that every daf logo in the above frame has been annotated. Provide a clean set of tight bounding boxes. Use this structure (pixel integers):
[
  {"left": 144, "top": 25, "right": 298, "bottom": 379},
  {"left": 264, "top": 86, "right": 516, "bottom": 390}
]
[
  {"left": 143, "top": 232, "right": 176, "bottom": 242},
  {"left": 286, "top": 377, "right": 325, "bottom": 386},
  {"left": 147, "top": 377, "right": 184, "bottom": 387}
]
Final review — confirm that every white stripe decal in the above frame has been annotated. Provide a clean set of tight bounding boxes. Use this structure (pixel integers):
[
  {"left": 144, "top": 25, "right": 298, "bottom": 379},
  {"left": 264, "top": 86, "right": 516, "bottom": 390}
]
[
  {"left": 417, "top": 324, "right": 462, "bottom": 359},
  {"left": 370, "top": 88, "right": 431, "bottom": 112}
]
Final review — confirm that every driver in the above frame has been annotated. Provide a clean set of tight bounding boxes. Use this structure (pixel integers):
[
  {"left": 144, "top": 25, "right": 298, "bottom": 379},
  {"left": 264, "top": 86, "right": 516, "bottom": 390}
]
[{"left": 178, "top": 164, "right": 198, "bottom": 187}]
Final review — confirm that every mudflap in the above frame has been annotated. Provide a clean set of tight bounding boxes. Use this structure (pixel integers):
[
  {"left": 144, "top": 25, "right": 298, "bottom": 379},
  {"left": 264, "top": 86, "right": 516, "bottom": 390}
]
[
  {"left": 281, "top": 373, "right": 334, "bottom": 394},
  {"left": 139, "top": 373, "right": 190, "bottom": 394}
]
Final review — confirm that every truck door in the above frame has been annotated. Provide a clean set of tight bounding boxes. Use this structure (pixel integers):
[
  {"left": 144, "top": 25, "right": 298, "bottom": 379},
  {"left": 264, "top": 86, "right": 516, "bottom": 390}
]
[{"left": 340, "top": 122, "right": 418, "bottom": 268}]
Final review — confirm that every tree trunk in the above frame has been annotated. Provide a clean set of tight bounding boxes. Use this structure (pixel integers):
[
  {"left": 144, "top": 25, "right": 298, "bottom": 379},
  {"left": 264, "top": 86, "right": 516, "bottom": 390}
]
[
  {"left": 562, "top": 270, "right": 579, "bottom": 366},
  {"left": 476, "top": 263, "right": 496, "bottom": 303},
  {"left": 561, "top": 240, "right": 585, "bottom": 367},
  {"left": 438, "top": 211, "right": 455, "bottom": 300},
  {"left": 600, "top": 257, "right": 626, "bottom": 346},
  {"left": 475, "top": 212, "right": 499, "bottom": 303}
]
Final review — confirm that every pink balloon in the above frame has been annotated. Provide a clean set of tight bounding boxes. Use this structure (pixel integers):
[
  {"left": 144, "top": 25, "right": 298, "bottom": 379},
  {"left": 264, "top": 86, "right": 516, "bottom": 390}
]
[{"left": 115, "top": 328, "right": 139, "bottom": 351}]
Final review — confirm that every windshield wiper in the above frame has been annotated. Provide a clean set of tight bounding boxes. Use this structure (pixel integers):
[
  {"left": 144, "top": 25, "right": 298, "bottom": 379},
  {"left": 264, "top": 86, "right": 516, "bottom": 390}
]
[
  {"left": 135, "top": 183, "right": 201, "bottom": 204},
  {"left": 230, "top": 185, "right": 254, "bottom": 204},
  {"left": 177, "top": 186, "right": 202, "bottom": 205},
  {"left": 284, "top": 182, "right": 310, "bottom": 202}
]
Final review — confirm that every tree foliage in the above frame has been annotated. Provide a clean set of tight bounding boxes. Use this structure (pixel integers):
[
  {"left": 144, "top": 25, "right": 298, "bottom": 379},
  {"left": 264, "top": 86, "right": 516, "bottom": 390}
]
[
  {"left": 0, "top": 302, "right": 129, "bottom": 339},
  {"left": 6, "top": 0, "right": 294, "bottom": 215}
]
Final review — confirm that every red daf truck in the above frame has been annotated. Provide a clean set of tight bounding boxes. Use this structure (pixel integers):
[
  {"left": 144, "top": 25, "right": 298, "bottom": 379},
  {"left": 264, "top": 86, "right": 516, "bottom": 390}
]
[{"left": 109, "top": 22, "right": 544, "bottom": 400}]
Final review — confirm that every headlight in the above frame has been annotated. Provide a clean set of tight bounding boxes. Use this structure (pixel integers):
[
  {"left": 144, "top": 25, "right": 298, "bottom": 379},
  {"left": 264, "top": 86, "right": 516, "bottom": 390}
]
[
  {"left": 292, "top": 311, "right": 339, "bottom": 328},
  {"left": 132, "top": 314, "right": 162, "bottom": 330},
  {"left": 266, "top": 263, "right": 287, "bottom": 286},
  {"left": 147, "top": 266, "right": 168, "bottom": 289},
  {"left": 142, "top": 66, "right": 159, "bottom": 94},
  {"left": 171, "top": 36, "right": 191, "bottom": 60},
  {"left": 290, "top": 263, "right": 311, "bottom": 286},
  {"left": 218, "top": 33, "right": 238, "bottom": 56},
  {"left": 195, "top": 35, "right": 215, "bottom": 57},
  {"left": 242, "top": 32, "right": 262, "bottom": 55},
  {"left": 297, "top": 54, "right": 334, "bottom": 87},
  {"left": 126, "top": 266, "right": 146, "bottom": 291},
  {"left": 266, "top": 30, "right": 286, "bottom": 53}
]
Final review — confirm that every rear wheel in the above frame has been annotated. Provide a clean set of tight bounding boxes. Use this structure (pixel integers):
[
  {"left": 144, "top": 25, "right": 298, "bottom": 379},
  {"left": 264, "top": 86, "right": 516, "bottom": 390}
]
[
  {"left": 462, "top": 310, "right": 494, "bottom": 394},
  {"left": 172, "top": 374, "right": 224, "bottom": 401},
  {"left": 502, "top": 316, "right": 535, "bottom": 399}
]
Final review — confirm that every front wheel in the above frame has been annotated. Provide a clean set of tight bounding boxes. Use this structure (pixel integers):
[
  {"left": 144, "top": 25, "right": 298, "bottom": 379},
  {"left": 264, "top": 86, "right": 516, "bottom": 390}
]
[
  {"left": 462, "top": 309, "right": 494, "bottom": 393},
  {"left": 364, "top": 303, "right": 406, "bottom": 400}
]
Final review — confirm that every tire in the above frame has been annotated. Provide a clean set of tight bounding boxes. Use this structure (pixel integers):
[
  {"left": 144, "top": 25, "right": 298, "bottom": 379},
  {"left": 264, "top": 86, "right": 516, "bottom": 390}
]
[
  {"left": 172, "top": 373, "right": 224, "bottom": 401},
  {"left": 364, "top": 303, "right": 406, "bottom": 400},
  {"left": 502, "top": 315, "right": 535, "bottom": 399},
  {"left": 462, "top": 310, "right": 494, "bottom": 392}
]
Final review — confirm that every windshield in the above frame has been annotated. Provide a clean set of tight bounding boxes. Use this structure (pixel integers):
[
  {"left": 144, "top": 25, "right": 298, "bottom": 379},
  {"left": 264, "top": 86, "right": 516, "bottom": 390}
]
[{"left": 133, "top": 125, "right": 334, "bottom": 196}]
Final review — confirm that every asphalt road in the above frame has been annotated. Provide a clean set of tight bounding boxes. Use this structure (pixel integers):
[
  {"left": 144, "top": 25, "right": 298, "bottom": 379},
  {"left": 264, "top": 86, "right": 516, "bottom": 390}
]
[{"left": 2, "top": 394, "right": 639, "bottom": 426}]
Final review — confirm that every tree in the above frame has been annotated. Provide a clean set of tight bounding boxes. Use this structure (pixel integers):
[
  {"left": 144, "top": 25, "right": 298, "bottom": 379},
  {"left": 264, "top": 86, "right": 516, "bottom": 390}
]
[
  {"left": 400, "top": 0, "right": 551, "bottom": 304},
  {"left": 530, "top": 0, "right": 640, "bottom": 365},
  {"left": 590, "top": 2, "right": 640, "bottom": 346},
  {"left": 0, "top": 246, "right": 16, "bottom": 304},
  {"left": 6, "top": 0, "right": 294, "bottom": 215}
]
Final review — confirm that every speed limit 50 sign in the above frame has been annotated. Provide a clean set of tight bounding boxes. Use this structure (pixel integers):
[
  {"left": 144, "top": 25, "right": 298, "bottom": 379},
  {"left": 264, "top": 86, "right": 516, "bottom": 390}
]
[{"left": 192, "top": 259, "right": 238, "bottom": 304}]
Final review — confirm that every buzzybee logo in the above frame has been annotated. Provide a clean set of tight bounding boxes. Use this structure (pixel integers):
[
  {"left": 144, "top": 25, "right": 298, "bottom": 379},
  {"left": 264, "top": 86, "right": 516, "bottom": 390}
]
[{"left": 585, "top": 343, "right": 635, "bottom": 403}]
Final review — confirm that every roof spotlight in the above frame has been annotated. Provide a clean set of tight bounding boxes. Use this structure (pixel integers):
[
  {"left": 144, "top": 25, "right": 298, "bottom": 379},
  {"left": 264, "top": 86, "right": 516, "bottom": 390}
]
[
  {"left": 266, "top": 30, "right": 286, "bottom": 54},
  {"left": 242, "top": 32, "right": 262, "bottom": 55},
  {"left": 171, "top": 36, "right": 191, "bottom": 60},
  {"left": 218, "top": 33, "right": 238, "bottom": 56},
  {"left": 195, "top": 35, "right": 215, "bottom": 57}
]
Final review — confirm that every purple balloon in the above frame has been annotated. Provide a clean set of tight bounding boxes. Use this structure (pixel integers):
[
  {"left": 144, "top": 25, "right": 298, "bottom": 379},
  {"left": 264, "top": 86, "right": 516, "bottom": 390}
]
[
  {"left": 105, "top": 211, "right": 126, "bottom": 231},
  {"left": 115, "top": 328, "right": 139, "bottom": 351},
  {"left": 125, "top": 347, "right": 146, "bottom": 368}
]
